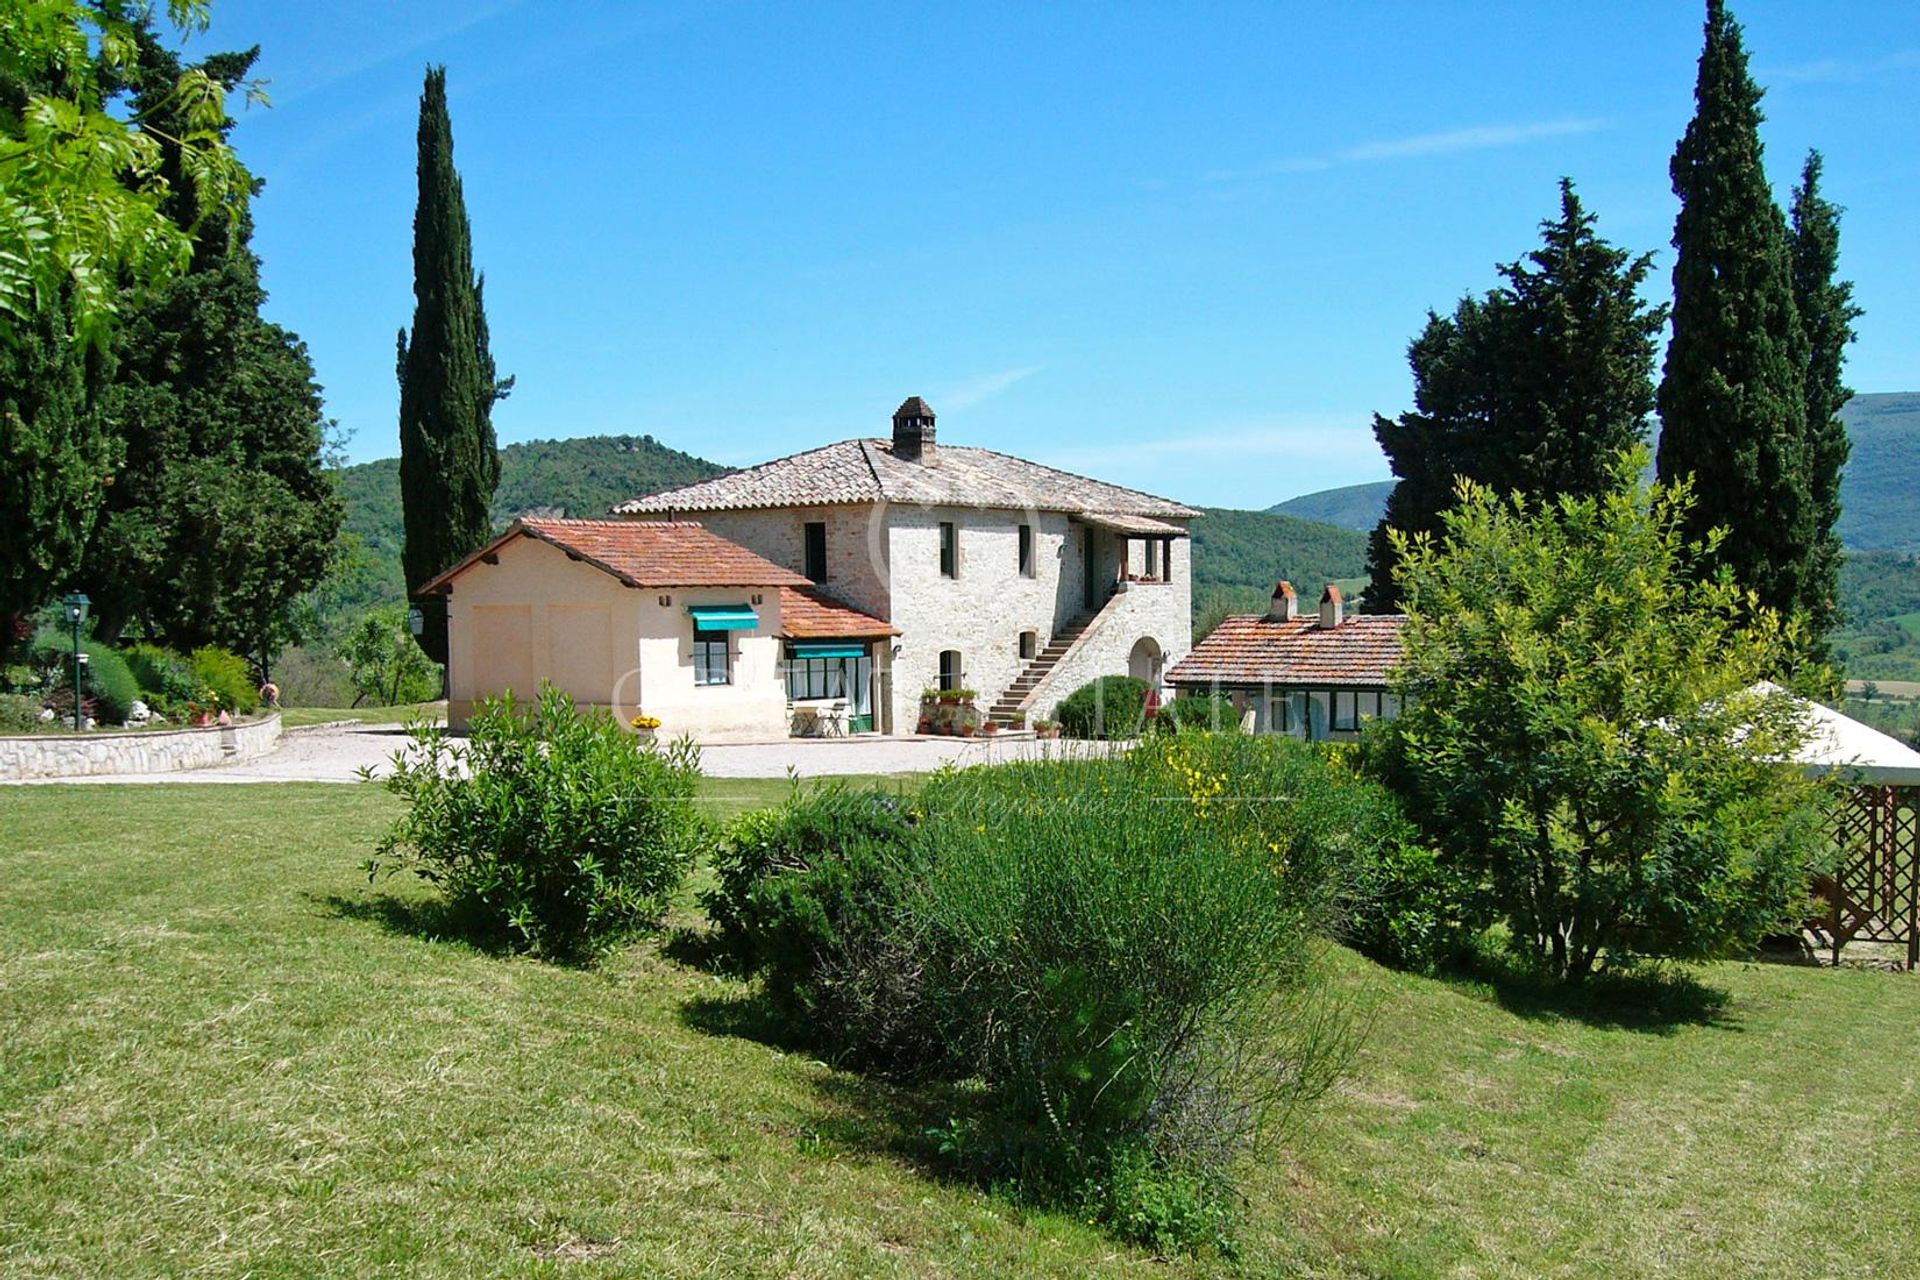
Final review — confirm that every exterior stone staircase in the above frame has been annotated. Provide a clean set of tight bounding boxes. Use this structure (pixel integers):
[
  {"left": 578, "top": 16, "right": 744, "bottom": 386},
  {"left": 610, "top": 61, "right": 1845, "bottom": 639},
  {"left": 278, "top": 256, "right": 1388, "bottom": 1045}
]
[{"left": 986, "top": 609, "right": 1098, "bottom": 726}]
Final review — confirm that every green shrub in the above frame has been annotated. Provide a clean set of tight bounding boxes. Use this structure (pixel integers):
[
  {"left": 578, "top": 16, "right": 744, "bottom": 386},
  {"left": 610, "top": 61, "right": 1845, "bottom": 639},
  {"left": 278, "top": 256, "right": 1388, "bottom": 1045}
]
[
  {"left": 0, "top": 693, "right": 45, "bottom": 733},
  {"left": 1337, "top": 834, "right": 1482, "bottom": 974},
  {"left": 1155, "top": 692, "right": 1239, "bottom": 733},
  {"left": 29, "top": 631, "right": 140, "bottom": 723},
  {"left": 190, "top": 646, "right": 260, "bottom": 714},
  {"left": 124, "top": 644, "right": 198, "bottom": 717},
  {"left": 901, "top": 736, "right": 1356, "bottom": 1249},
  {"left": 368, "top": 684, "right": 706, "bottom": 960},
  {"left": 702, "top": 782, "right": 926, "bottom": 1063},
  {"left": 1054, "top": 675, "right": 1149, "bottom": 739}
]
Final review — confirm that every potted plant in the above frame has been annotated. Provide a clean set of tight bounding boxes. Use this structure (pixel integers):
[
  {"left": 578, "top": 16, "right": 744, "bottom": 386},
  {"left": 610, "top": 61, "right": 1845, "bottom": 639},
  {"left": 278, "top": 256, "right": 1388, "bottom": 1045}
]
[
  {"left": 1034, "top": 718, "right": 1062, "bottom": 740},
  {"left": 630, "top": 713, "right": 662, "bottom": 741},
  {"left": 186, "top": 688, "right": 222, "bottom": 728},
  {"left": 981, "top": 720, "right": 1000, "bottom": 737},
  {"left": 959, "top": 721, "right": 976, "bottom": 738}
]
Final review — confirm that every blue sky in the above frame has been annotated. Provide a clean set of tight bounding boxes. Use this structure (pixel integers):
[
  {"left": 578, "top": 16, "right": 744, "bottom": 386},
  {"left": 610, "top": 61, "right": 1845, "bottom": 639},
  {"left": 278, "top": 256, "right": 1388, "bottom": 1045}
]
[{"left": 206, "top": 0, "right": 1920, "bottom": 509}]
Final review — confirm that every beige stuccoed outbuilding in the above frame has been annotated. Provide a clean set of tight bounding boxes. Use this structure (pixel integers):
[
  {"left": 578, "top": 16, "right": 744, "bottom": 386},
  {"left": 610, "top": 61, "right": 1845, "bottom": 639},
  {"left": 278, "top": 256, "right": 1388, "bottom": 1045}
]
[{"left": 420, "top": 518, "right": 894, "bottom": 743}]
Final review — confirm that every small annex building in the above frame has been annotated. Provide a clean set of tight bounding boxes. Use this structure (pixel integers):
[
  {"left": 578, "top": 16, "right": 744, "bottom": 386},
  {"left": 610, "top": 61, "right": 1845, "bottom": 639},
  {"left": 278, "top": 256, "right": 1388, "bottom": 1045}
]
[
  {"left": 1167, "top": 581, "right": 1406, "bottom": 741},
  {"left": 420, "top": 518, "right": 895, "bottom": 742}
]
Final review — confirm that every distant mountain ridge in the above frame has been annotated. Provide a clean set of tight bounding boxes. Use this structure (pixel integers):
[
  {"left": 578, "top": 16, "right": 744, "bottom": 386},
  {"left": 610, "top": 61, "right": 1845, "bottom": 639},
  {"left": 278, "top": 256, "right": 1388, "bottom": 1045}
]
[{"left": 1267, "top": 392, "right": 1920, "bottom": 550}]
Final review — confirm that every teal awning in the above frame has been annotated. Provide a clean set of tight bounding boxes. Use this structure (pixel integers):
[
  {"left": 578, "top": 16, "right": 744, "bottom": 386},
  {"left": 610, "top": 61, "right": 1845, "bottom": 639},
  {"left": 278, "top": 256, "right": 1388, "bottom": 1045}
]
[
  {"left": 791, "top": 643, "right": 866, "bottom": 660},
  {"left": 688, "top": 604, "right": 758, "bottom": 631}
]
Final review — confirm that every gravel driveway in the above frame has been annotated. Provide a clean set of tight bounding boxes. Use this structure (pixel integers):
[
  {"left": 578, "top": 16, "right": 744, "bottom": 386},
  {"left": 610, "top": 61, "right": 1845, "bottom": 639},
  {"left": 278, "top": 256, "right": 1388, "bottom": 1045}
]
[{"left": 13, "top": 722, "right": 1114, "bottom": 784}]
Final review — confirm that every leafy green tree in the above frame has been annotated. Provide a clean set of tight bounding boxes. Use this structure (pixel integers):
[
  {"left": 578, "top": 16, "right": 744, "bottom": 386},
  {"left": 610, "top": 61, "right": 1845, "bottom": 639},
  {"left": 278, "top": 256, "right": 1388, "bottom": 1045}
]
[
  {"left": 1370, "top": 451, "right": 1827, "bottom": 982},
  {"left": 1365, "top": 182, "right": 1663, "bottom": 611},
  {"left": 338, "top": 605, "right": 440, "bottom": 707},
  {"left": 0, "top": 0, "right": 255, "bottom": 350},
  {"left": 1655, "top": 0, "right": 1812, "bottom": 625},
  {"left": 1787, "top": 150, "right": 1861, "bottom": 644},
  {"left": 76, "top": 29, "right": 340, "bottom": 678},
  {"left": 397, "top": 65, "right": 510, "bottom": 663},
  {"left": 0, "top": 290, "right": 113, "bottom": 639}
]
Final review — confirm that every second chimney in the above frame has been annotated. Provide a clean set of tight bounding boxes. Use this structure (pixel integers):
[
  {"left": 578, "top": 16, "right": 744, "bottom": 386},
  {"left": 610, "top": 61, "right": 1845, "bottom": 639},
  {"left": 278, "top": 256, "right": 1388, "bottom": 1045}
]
[
  {"left": 1267, "top": 581, "right": 1299, "bottom": 622},
  {"left": 892, "top": 396, "right": 938, "bottom": 465},
  {"left": 1317, "top": 584, "right": 1345, "bottom": 629}
]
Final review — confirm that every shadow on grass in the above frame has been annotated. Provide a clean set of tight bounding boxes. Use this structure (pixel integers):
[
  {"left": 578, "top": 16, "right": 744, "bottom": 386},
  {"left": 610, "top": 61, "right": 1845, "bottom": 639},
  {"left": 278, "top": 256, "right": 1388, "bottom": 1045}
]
[
  {"left": 659, "top": 924, "right": 730, "bottom": 974},
  {"left": 1443, "top": 951, "right": 1735, "bottom": 1033},
  {"left": 313, "top": 892, "right": 518, "bottom": 959}
]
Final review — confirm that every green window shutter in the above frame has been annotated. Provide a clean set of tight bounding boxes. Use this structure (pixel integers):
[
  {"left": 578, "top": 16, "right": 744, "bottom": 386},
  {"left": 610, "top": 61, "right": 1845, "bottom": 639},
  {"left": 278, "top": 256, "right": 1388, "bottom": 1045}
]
[
  {"left": 790, "top": 643, "right": 865, "bottom": 659},
  {"left": 687, "top": 604, "right": 758, "bottom": 630}
]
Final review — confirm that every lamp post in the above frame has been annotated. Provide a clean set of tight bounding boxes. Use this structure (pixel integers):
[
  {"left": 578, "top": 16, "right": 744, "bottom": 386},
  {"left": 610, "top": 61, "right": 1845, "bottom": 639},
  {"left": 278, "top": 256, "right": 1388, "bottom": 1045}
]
[{"left": 62, "top": 593, "right": 89, "bottom": 731}]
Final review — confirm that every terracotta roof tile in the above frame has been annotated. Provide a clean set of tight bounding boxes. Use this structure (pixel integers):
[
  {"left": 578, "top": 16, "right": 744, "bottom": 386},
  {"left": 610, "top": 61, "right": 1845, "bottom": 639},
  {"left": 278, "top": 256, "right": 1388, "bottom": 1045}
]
[
  {"left": 779, "top": 586, "right": 898, "bottom": 639},
  {"left": 1168, "top": 614, "right": 1406, "bottom": 688},
  {"left": 612, "top": 438, "right": 1199, "bottom": 519},
  {"left": 420, "top": 518, "right": 810, "bottom": 593}
]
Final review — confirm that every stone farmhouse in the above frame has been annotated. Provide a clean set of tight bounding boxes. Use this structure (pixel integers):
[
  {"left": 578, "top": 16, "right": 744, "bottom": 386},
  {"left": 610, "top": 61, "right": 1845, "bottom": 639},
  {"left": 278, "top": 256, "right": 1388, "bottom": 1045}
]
[
  {"left": 1167, "top": 581, "right": 1407, "bottom": 741},
  {"left": 612, "top": 397, "right": 1198, "bottom": 737}
]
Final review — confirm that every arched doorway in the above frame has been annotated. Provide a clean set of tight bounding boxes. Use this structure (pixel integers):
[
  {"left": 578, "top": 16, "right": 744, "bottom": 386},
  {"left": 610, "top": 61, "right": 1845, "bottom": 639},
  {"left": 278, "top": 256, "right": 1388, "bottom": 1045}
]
[{"left": 1128, "top": 636, "right": 1163, "bottom": 685}]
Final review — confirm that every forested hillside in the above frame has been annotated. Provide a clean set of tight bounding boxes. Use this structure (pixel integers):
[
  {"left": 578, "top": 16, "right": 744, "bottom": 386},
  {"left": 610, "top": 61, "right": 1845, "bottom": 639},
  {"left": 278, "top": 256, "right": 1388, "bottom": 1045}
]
[
  {"left": 1267, "top": 479, "right": 1393, "bottom": 531},
  {"left": 321, "top": 435, "right": 727, "bottom": 620},
  {"left": 1190, "top": 506, "right": 1369, "bottom": 639}
]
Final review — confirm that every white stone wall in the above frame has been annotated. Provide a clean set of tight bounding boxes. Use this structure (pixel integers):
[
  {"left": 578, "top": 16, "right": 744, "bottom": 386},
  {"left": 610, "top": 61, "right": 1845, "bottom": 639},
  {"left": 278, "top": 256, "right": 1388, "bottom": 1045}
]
[
  {"left": 673, "top": 505, "right": 892, "bottom": 622},
  {"left": 1023, "top": 560, "right": 1192, "bottom": 723},
  {"left": 0, "top": 713, "right": 282, "bottom": 781}
]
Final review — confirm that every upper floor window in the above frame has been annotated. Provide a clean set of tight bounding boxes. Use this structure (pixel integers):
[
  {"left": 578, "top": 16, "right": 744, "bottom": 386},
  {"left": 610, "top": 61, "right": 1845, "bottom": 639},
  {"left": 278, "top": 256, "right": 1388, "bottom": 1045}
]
[
  {"left": 693, "top": 629, "right": 732, "bottom": 686},
  {"left": 939, "top": 521, "right": 958, "bottom": 578},
  {"left": 804, "top": 521, "right": 827, "bottom": 583},
  {"left": 1018, "top": 523, "right": 1035, "bottom": 577}
]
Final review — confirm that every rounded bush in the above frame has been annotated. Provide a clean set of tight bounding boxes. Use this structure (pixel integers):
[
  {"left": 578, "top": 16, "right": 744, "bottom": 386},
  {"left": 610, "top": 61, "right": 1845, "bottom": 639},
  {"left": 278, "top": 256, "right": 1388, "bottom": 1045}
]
[
  {"left": 1155, "top": 693, "right": 1240, "bottom": 734},
  {"left": 29, "top": 632, "right": 140, "bottom": 723},
  {"left": 124, "top": 644, "right": 198, "bottom": 716},
  {"left": 190, "top": 646, "right": 260, "bottom": 714},
  {"left": 1054, "top": 675, "right": 1150, "bottom": 740}
]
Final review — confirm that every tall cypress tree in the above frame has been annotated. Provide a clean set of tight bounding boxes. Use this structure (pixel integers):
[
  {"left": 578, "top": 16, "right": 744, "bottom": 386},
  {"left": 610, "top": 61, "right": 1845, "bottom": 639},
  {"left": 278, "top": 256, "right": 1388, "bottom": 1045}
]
[
  {"left": 1654, "top": 0, "right": 1811, "bottom": 622},
  {"left": 1787, "top": 150, "right": 1860, "bottom": 642},
  {"left": 398, "top": 65, "right": 510, "bottom": 664},
  {"left": 1365, "top": 182, "right": 1663, "bottom": 612}
]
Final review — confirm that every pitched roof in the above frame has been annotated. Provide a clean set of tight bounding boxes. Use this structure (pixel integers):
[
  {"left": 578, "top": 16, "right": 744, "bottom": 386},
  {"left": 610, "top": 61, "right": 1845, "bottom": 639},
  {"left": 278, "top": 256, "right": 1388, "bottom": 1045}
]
[
  {"left": 779, "top": 586, "right": 899, "bottom": 639},
  {"left": 1168, "top": 614, "right": 1407, "bottom": 688},
  {"left": 611, "top": 438, "right": 1200, "bottom": 519},
  {"left": 420, "top": 518, "right": 810, "bottom": 594}
]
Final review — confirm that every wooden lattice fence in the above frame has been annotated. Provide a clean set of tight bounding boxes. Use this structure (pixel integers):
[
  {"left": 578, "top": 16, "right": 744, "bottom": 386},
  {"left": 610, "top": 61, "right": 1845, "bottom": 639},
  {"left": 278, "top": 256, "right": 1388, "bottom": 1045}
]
[{"left": 1820, "top": 784, "right": 1920, "bottom": 968}]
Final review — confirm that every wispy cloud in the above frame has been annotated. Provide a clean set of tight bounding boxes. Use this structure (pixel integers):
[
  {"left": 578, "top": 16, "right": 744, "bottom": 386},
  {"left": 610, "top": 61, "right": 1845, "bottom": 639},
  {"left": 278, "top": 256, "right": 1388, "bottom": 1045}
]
[
  {"left": 1765, "top": 48, "right": 1920, "bottom": 85},
  {"left": 939, "top": 365, "right": 1042, "bottom": 412},
  {"left": 1205, "top": 117, "right": 1606, "bottom": 183}
]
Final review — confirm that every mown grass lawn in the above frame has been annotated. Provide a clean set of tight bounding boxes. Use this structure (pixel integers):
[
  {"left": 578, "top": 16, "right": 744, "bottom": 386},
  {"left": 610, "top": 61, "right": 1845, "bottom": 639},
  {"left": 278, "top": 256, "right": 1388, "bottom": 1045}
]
[
  {"left": 3, "top": 783, "right": 1918, "bottom": 1278},
  {"left": 276, "top": 702, "right": 448, "bottom": 728}
]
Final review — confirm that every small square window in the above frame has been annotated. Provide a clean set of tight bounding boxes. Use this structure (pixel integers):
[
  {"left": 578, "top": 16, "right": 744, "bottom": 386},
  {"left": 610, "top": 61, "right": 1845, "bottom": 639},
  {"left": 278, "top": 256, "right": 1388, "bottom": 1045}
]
[{"left": 1019, "top": 631, "right": 1037, "bottom": 661}]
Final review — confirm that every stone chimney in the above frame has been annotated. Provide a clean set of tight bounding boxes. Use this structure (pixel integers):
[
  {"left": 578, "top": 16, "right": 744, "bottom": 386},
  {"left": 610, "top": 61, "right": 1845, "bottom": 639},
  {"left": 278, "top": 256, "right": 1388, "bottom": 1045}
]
[
  {"left": 1266, "top": 580, "right": 1299, "bottom": 622},
  {"left": 892, "top": 396, "right": 938, "bottom": 465},
  {"left": 1317, "top": 584, "right": 1345, "bottom": 629}
]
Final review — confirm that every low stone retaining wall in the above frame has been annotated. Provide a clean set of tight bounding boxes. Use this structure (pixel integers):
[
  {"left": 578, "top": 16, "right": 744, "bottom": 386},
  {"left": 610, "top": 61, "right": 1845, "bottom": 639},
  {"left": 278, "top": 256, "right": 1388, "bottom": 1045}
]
[{"left": 0, "top": 713, "right": 282, "bottom": 781}]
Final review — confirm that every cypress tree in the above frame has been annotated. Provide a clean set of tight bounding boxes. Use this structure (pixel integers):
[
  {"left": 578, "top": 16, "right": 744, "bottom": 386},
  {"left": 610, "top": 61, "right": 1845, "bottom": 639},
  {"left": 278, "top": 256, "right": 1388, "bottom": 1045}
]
[
  {"left": 1365, "top": 182, "right": 1663, "bottom": 611},
  {"left": 1787, "top": 150, "right": 1860, "bottom": 642},
  {"left": 1654, "top": 0, "right": 1811, "bottom": 621},
  {"left": 397, "top": 65, "right": 510, "bottom": 664}
]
